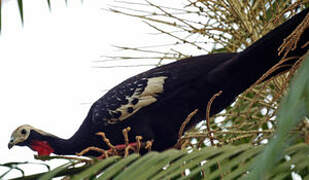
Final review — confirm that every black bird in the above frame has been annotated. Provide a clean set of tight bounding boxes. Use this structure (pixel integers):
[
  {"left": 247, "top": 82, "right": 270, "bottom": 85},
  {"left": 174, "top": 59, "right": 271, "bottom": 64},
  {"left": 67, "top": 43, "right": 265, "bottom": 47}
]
[{"left": 8, "top": 8, "right": 309, "bottom": 156}]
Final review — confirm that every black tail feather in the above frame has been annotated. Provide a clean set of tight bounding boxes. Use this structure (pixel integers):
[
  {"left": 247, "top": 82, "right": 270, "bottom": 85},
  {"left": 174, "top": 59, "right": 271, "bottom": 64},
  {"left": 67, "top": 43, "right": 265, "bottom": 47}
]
[{"left": 208, "top": 8, "right": 309, "bottom": 94}]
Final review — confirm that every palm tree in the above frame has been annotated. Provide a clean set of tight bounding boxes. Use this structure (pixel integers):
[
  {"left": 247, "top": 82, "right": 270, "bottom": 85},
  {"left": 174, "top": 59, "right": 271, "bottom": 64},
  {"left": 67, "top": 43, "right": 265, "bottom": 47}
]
[{"left": 1, "top": 0, "right": 309, "bottom": 179}]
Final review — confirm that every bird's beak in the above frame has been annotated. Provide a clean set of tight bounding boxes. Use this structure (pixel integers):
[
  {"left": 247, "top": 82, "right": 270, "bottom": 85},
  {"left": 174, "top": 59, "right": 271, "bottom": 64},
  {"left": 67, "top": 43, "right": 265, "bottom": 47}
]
[
  {"left": 8, "top": 137, "right": 15, "bottom": 149},
  {"left": 8, "top": 142, "right": 14, "bottom": 149}
]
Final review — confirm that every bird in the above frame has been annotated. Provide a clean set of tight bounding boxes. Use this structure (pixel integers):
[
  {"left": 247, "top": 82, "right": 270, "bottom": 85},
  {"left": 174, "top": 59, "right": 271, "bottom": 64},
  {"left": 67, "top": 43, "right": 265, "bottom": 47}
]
[{"left": 8, "top": 8, "right": 309, "bottom": 157}]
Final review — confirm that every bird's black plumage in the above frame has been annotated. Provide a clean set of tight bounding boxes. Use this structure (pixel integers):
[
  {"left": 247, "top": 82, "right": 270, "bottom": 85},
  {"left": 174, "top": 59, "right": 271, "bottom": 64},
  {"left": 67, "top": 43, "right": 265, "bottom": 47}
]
[{"left": 8, "top": 8, "right": 309, "bottom": 156}]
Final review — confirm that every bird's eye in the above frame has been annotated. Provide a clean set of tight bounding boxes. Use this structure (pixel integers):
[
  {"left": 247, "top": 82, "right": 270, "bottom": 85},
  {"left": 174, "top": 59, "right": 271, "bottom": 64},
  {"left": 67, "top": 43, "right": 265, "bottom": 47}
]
[{"left": 21, "top": 129, "right": 27, "bottom": 135}]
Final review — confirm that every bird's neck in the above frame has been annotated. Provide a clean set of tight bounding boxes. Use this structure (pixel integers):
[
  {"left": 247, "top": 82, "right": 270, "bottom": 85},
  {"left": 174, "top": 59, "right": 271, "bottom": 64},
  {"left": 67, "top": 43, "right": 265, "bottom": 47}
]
[
  {"left": 44, "top": 122, "right": 94, "bottom": 155},
  {"left": 45, "top": 136, "right": 87, "bottom": 155}
]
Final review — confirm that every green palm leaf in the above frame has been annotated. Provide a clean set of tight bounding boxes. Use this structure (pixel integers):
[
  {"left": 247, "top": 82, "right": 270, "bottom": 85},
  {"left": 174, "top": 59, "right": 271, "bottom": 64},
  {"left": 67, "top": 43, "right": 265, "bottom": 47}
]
[{"left": 14, "top": 143, "right": 307, "bottom": 179}]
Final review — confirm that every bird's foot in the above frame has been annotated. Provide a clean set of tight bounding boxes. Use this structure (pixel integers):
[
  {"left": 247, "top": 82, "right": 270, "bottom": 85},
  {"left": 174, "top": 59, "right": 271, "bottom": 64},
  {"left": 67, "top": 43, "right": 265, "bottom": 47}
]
[{"left": 77, "top": 127, "right": 153, "bottom": 159}]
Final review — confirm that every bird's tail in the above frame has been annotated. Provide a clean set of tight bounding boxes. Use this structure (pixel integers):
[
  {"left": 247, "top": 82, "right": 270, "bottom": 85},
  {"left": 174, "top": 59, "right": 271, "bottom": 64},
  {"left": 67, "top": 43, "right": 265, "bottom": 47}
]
[{"left": 208, "top": 8, "right": 309, "bottom": 94}]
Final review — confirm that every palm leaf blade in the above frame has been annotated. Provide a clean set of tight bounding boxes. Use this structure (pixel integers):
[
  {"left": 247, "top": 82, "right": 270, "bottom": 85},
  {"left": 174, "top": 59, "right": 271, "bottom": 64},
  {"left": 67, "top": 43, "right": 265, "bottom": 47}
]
[
  {"left": 97, "top": 154, "right": 140, "bottom": 179},
  {"left": 71, "top": 156, "right": 120, "bottom": 180},
  {"left": 114, "top": 152, "right": 159, "bottom": 180},
  {"left": 38, "top": 162, "right": 71, "bottom": 180}
]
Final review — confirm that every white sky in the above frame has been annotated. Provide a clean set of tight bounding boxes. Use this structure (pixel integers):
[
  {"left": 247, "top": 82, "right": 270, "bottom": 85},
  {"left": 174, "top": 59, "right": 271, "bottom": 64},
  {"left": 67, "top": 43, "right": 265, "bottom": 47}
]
[
  {"left": 0, "top": 0, "right": 185, "bottom": 178},
  {"left": 0, "top": 1, "right": 304, "bottom": 179}
]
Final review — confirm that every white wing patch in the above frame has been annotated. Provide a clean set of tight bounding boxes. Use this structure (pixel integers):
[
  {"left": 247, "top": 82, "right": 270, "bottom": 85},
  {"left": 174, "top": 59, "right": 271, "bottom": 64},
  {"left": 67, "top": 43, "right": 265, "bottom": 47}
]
[
  {"left": 140, "top": 76, "right": 167, "bottom": 96},
  {"left": 107, "top": 76, "right": 167, "bottom": 123}
]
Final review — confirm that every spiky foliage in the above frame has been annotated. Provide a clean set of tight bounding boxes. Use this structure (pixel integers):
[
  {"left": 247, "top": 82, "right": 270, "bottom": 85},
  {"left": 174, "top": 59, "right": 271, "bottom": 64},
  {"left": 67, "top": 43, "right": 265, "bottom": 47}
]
[
  {"left": 1, "top": 0, "right": 309, "bottom": 179},
  {"left": 105, "top": 0, "right": 309, "bottom": 149}
]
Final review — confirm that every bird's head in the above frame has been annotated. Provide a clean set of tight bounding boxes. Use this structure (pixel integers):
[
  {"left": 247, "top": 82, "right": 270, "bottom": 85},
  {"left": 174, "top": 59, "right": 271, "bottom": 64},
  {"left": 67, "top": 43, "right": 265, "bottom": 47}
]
[{"left": 8, "top": 124, "right": 55, "bottom": 156}]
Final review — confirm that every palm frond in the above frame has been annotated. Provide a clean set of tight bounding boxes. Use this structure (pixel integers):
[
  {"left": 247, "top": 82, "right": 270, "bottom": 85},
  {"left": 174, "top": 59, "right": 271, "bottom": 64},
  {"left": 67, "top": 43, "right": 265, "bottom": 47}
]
[{"left": 9, "top": 143, "right": 309, "bottom": 179}]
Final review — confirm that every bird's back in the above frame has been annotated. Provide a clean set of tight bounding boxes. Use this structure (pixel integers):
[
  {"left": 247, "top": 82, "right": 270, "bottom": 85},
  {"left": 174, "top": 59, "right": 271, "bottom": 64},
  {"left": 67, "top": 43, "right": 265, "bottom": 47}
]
[{"left": 81, "top": 53, "right": 236, "bottom": 150}]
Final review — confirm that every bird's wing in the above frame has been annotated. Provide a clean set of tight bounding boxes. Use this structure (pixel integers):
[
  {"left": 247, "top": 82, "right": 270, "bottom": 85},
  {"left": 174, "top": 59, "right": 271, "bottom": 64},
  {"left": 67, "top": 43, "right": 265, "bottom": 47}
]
[
  {"left": 89, "top": 53, "right": 237, "bottom": 125},
  {"left": 91, "top": 73, "right": 168, "bottom": 125}
]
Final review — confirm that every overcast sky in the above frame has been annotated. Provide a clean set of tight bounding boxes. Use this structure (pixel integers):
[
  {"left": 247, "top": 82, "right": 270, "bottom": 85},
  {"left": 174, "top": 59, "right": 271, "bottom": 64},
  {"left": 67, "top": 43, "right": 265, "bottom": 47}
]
[{"left": 0, "top": 0, "right": 185, "bottom": 178}]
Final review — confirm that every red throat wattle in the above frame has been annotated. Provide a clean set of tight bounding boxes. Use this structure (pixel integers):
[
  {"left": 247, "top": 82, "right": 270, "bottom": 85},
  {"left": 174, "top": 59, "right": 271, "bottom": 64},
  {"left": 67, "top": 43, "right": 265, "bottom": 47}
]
[{"left": 30, "top": 140, "right": 54, "bottom": 156}]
